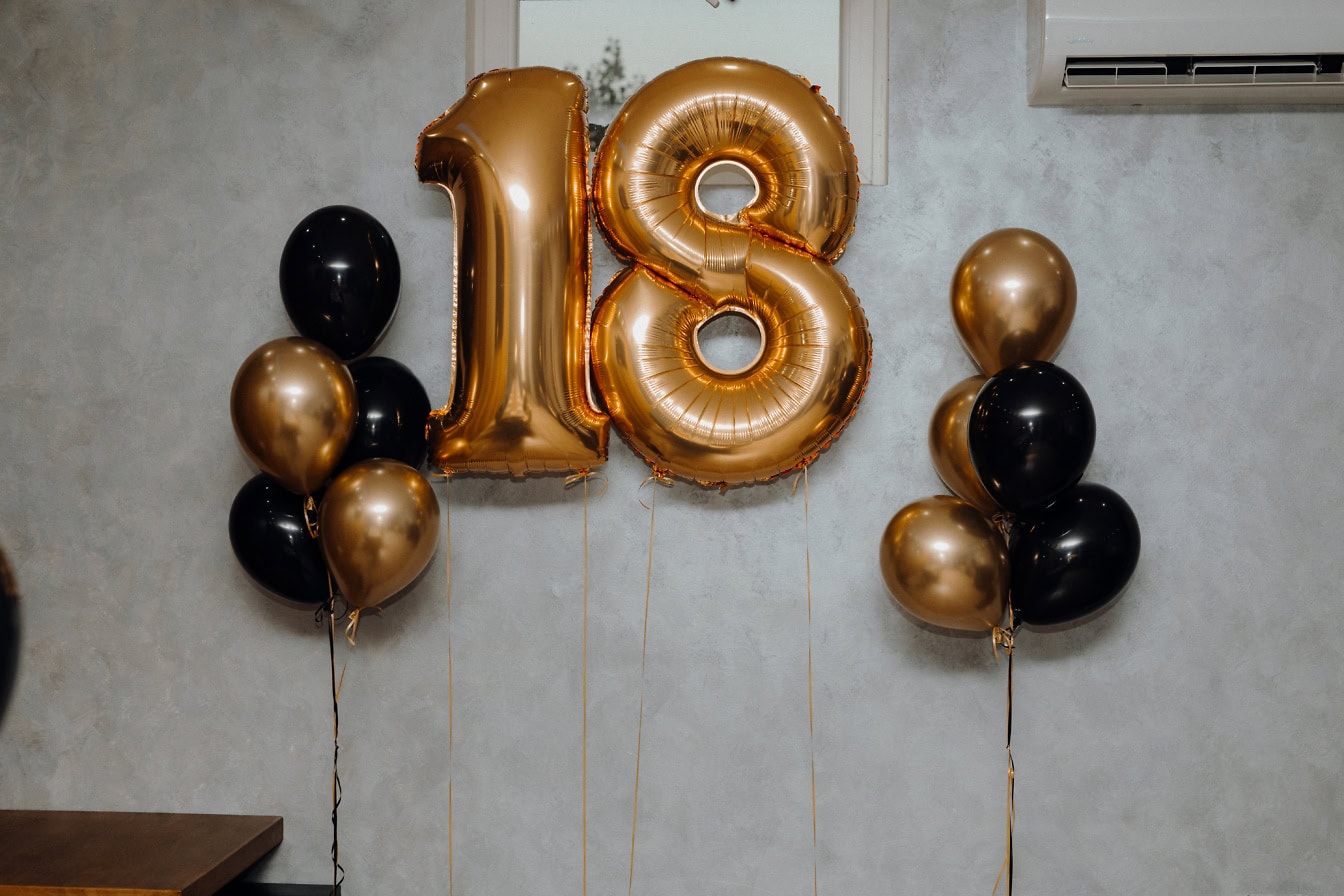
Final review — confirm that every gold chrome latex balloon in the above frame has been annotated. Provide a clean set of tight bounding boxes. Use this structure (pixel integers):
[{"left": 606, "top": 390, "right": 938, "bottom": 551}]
[
  {"left": 950, "top": 228, "right": 1076, "bottom": 375},
  {"left": 878, "top": 495, "right": 1009, "bottom": 633},
  {"left": 590, "top": 57, "right": 870, "bottom": 488},
  {"left": 230, "top": 337, "right": 356, "bottom": 496},
  {"left": 318, "top": 459, "right": 441, "bottom": 610},
  {"left": 928, "top": 375, "right": 999, "bottom": 515},
  {"left": 416, "top": 67, "right": 608, "bottom": 477}
]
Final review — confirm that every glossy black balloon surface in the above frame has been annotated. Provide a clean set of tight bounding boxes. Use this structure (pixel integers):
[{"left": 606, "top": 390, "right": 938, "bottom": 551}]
[
  {"left": 968, "top": 360, "right": 1095, "bottom": 513},
  {"left": 338, "top": 356, "right": 431, "bottom": 471},
  {"left": 229, "top": 474, "right": 330, "bottom": 608},
  {"left": 0, "top": 548, "right": 17, "bottom": 725},
  {"left": 279, "top": 205, "right": 401, "bottom": 360},
  {"left": 1010, "top": 483, "right": 1140, "bottom": 626}
]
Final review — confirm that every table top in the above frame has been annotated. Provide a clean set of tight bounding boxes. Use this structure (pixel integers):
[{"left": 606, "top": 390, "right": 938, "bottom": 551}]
[{"left": 0, "top": 810, "right": 283, "bottom": 896}]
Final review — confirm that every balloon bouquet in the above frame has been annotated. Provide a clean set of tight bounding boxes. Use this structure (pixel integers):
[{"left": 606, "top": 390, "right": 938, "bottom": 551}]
[
  {"left": 228, "top": 206, "right": 440, "bottom": 636},
  {"left": 879, "top": 228, "right": 1140, "bottom": 634},
  {"left": 878, "top": 229, "right": 1140, "bottom": 893}
]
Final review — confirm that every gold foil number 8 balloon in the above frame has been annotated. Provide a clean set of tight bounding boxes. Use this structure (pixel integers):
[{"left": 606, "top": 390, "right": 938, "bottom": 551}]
[{"left": 590, "top": 57, "right": 871, "bottom": 488}]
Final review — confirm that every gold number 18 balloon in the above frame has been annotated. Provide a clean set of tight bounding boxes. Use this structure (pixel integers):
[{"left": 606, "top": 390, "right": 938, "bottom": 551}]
[{"left": 417, "top": 60, "right": 870, "bottom": 486}]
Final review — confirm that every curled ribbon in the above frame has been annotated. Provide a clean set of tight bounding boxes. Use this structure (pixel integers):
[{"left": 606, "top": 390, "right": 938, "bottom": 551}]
[
  {"left": 637, "top": 471, "right": 674, "bottom": 510},
  {"left": 345, "top": 608, "right": 364, "bottom": 647},
  {"left": 565, "top": 469, "right": 609, "bottom": 499}
]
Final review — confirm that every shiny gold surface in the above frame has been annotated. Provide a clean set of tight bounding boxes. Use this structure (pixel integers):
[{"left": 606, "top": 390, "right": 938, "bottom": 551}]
[
  {"left": 928, "top": 374, "right": 998, "bottom": 514},
  {"left": 416, "top": 67, "right": 608, "bottom": 476},
  {"left": 590, "top": 57, "right": 869, "bottom": 487},
  {"left": 318, "top": 459, "right": 440, "bottom": 609},
  {"left": 878, "top": 495, "right": 1008, "bottom": 633},
  {"left": 229, "top": 337, "right": 356, "bottom": 496},
  {"left": 950, "top": 228, "right": 1076, "bottom": 375}
]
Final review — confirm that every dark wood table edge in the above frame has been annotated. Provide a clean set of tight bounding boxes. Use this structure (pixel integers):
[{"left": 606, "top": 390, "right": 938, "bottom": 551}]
[{"left": 0, "top": 811, "right": 283, "bottom": 896}]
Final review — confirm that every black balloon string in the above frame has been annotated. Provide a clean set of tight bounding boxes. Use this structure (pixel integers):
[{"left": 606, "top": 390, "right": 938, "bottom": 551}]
[{"left": 326, "top": 592, "right": 347, "bottom": 895}]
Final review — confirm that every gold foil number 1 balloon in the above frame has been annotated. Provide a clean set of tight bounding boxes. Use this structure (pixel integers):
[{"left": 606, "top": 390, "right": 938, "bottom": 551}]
[{"left": 416, "top": 68, "right": 609, "bottom": 477}]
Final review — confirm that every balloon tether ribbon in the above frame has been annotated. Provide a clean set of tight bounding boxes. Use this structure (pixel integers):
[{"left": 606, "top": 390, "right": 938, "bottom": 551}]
[
  {"left": 626, "top": 471, "right": 823, "bottom": 895},
  {"left": 324, "top": 578, "right": 347, "bottom": 895},
  {"left": 793, "top": 468, "right": 821, "bottom": 896},
  {"left": 991, "top": 621, "right": 1020, "bottom": 896},
  {"left": 441, "top": 476, "right": 454, "bottom": 896},
  {"left": 627, "top": 476, "right": 660, "bottom": 894},
  {"left": 565, "top": 471, "right": 602, "bottom": 896}
]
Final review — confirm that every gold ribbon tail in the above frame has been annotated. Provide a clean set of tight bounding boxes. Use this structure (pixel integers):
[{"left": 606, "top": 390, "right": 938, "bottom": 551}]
[
  {"left": 628, "top": 476, "right": 660, "bottom": 895},
  {"left": 991, "top": 624, "right": 1019, "bottom": 896}
]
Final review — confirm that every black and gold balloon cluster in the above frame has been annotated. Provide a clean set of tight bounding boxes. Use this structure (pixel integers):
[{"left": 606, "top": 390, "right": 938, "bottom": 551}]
[{"left": 880, "top": 229, "right": 1140, "bottom": 635}]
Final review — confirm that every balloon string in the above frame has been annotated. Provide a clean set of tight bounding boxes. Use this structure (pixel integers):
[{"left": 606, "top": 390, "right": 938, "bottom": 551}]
[
  {"left": 566, "top": 468, "right": 602, "bottom": 896},
  {"left": 801, "top": 468, "right": 820, "bottom": 896},
  {"left": 582, "top": 474, "right": 590, "bottom": 896},
  {"left": 326, "top": 580, "right": 347, "bottom": 896},
  {"left": 991, "top": 625, "right": 1019, "bottom": 896},
  {"left": 443, "top": 478, "right": 454, "bottom": 896},
  {"left": 628, "top": 481, "right": 658, "bottom": 896}
]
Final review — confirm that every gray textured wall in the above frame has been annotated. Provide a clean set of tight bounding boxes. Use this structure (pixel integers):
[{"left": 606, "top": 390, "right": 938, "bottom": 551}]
[{"left": 2, "top": 2, "right": 1341, "bottom": 893}]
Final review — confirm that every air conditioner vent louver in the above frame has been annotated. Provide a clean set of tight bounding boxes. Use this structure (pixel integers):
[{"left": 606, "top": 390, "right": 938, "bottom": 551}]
[
  {"left": 1064, "top": 55, "right": 1344, "bottom": 89},
  {"left": 1029, "top": 0, "right": 1344, "bottom": 106}
]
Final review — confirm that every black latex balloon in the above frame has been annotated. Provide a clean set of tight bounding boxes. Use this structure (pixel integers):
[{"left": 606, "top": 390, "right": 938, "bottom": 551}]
[
  {"left": 338, "top": 356, "right": 431, "bottom": 470},
  {"left": 1010, "top": 483, "right": 1140, "bottom": 626},
  {"left": 228, "top": 474, "right": 330, "bottom": 608},
  {"left": 279, "top": 205, "right": 401, "bottom": 360},
  {"left": 968, "top": 360, "right": 1096, "bottom": 513},
  {"left": 0, "top": 547, "right": 18, "bottom": 725}
]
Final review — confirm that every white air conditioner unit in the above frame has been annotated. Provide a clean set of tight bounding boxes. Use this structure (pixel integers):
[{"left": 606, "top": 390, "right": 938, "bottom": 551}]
[{"left": 1028, "top": 0, "right": 1344, "bottom": 105}]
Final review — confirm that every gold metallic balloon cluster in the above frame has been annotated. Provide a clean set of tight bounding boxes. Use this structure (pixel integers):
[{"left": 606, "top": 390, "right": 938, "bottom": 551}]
[
  {"left": 416, "top": 58, "right": 870, "bottom": 489},
  {"left": 879, "top": 229, "right": 1076, "bottom": 632},
  {"left": 230, "top": 339, "right": 440, "bottom": 615}
]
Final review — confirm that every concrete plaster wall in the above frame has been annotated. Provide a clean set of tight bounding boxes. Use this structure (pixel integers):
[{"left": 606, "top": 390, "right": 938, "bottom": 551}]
[{"left": 1, "top": 1, "right": 1341, "bottom": 893}]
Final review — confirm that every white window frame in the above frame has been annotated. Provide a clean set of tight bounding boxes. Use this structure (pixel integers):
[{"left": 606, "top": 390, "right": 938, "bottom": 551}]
[{"left": 466, "top": 0, "right": 890, "bottom": 185}]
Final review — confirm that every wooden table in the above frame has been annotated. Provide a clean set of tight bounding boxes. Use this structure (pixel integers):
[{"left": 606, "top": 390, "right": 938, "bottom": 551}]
[{"left": 0, "top": 811, "right": 283, "bottom": 896}]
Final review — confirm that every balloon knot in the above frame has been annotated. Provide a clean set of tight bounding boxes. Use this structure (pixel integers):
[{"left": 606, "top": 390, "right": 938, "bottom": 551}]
[
  {"left": 991, "top": 625, "right": 1018, "bottom": 661},
  {"left": 304, "top": 496, "right": 320, "bottom": 539},
  {"left": 564, "top": 469, "right": 609, "bottom": 497}
]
